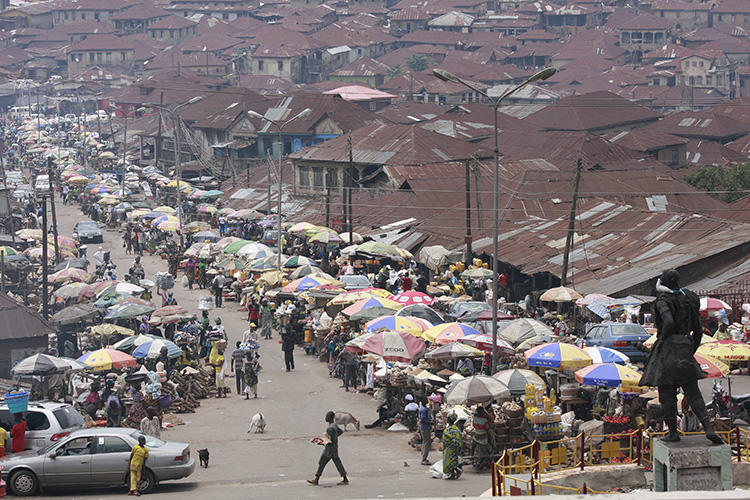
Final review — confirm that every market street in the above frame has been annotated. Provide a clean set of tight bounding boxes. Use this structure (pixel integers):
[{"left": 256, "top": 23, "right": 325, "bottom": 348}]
[{"left": 41, "top": 194, "right": 489, "bottom": 498}]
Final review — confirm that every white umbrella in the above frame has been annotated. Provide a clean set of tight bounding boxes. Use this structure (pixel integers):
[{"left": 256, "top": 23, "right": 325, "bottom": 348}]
[
  {"left": 444, "top": 375, "right": 510, "bottom": 405},
  {"left": 540, "top": 286, "right": 582, "bottom": 303},
  {"left": 498, "top": 318, "right": 553, "bottom": 347}
]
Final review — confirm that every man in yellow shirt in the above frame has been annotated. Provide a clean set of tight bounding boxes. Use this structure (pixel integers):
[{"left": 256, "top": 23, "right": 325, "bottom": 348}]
[
  {"left": 0, "top": 424, "right": 7, "bottom": 457},
  {"left": 129, "top": 435, "right": 149, "bottom": 496}
]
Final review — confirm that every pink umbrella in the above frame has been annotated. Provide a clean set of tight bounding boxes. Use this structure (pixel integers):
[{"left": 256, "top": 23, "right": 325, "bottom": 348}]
[
  {"left": 700, "top": 297, "right": 732, "bottom": 311},
  {"left": 575, "top": 293, "right": 614, "bottom": 306},
  {"left": 359, "top": 330, "right": 426, "bottom": 362},
  {"left": 394, "top": 291, "right": 435, "bottom": 306},
  {"left": 458, "top": 334, "right": 515, "bottom": 356}
]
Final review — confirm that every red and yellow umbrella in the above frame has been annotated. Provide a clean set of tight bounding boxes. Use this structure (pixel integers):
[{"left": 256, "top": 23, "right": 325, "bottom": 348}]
[{"left": 77, "top": 348, "right": 136, "bottom": 372}]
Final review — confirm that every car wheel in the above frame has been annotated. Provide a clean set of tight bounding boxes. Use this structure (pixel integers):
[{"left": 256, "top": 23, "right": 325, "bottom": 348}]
[
  {"left": 138, "top": 468, "right": 156, "bottom": 494},
  {"left": 9, "top": 469, "right": 38, "bottom": 496}
]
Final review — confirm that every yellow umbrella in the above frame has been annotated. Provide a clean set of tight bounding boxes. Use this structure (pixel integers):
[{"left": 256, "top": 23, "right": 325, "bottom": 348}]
[
  {"left": 90, "top": 324, "right": 135, "bottom": 336},
  {"left": 644, "top": 333, "right": 716, "bottom": 349},
  {"left": 128, "top": 208, "right": 151, "bottom": 219},
  {"left": 157, "top": 220, "right": 181, "bottom": 232},
  {"left": 327, "top": 289, "right": 394, "bottom": 306},
  {"left": 697, "top": 340, "right": 750, "bottom": 361},
  {"left": 154, "top": 206, "right": 176, "bottom": 215}
]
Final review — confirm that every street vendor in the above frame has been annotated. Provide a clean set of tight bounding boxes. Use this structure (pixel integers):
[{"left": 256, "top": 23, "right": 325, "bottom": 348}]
[{"left": 441, "top": 413, "right": 463, "bottom": 480}]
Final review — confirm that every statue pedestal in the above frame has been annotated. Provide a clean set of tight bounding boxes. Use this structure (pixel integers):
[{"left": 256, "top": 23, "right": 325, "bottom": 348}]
[{"left": 653, "top": 435, "right": 732, "bottom": 492}]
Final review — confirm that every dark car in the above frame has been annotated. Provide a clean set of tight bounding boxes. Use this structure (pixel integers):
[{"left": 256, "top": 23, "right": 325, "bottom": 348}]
[
  {"left": 261, "top": 229, "right": 288, "bottom": 249},
  {"left": 584, "top": 323, "right": 651, "bottom": 362},
  {"left": 73, "top": 221, "right": 103, "bottom": 243}
]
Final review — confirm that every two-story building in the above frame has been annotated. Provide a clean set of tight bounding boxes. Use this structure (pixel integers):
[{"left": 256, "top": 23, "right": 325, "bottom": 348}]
[
  {"left": 677, "top": 53, "right": 736, "bottom": 96},
  {"left": 145, "top": 15, "right": 197, "bottom": 42},
  {"left": 52, "top": 0, "right": 130, "bottom": 25},
  {"left": 543, "top": 4, "right": 604, "bottom": 34},
  {"left": 66, "top": 34, "right": 135, "bottom": 77},
  {"left": 616, "top": 13, "right": 671, "bottom": 62},
  {"left": 647, "top": 0, "right": 712, "bottom": 31},
  {"left": 112, "top": 4, "right": 169, "bottom": 34},
  {"left": 712, "top": 0, "right": 750, "bottom": 30}
]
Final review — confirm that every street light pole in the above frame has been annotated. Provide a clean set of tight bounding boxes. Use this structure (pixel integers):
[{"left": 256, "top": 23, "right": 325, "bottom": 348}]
[
  {"left": 248, "top": 108, "right": 312, "bottom": 269},
  {"left": 433, "top": 67, "right": 556, "bottom": 374}
]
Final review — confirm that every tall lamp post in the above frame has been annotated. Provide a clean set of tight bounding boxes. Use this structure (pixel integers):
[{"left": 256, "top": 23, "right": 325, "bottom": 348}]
[
  {"left": 247, "top": 108, "right": 312, "bottom": 269},
  {"left": 432, "top": 67, "right": 556, "bottom": 373},
  {"left": 148, "top": 96, "right": 203, "bottom": 248}
]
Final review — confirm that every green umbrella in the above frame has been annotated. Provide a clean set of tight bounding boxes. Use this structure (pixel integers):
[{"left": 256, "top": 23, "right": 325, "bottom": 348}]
[
  {"left": 104, "top": 302, "right": 155, "bottom": 320},
  {"left": 113, "top": 334, "right": 162, "bottom": 352},
  {"left": 350, "top": 306, "right": 399, "bottom": 322},
  {"left": 222, "top": 239, "right": 254, "bottom": 254}
]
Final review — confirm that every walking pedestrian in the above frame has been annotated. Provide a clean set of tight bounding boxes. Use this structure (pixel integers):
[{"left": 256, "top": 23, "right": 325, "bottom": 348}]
[
  {"left": 260, "top": 300, "right": 273, "bottom": 339},
  {"left": 419, "top": 401, "right": 433, "bottom": 465},
  {"left": 212, "top": 272, "right": 226, "bottom": 307},
  {"left": 244, "top": 352, "right": 261, "bottom": 399},
  {"left": 441, "top": 413, "right": 464, "bottom": 480},
  {"left": 231, "top": 341, "right": 245, "bottom": 395},
  {"left": 128, "top": 435, "right": 149, "bottom": 496},
  {"left": 308, "top": 411, "right": 348, "bottom": 486},
  {"left": 281, "top": 327, "right": 295, "bottom": 371}
]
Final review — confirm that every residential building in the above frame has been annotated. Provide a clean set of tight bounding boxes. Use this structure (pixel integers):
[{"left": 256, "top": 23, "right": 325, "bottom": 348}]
[
  {"left": 543, "top": 4, "right": 604, "bottom": 34},
  {"left": 145, "top": 15, "right": 197, "bottom": 42},
  {"left": 0, "top": 3, "right": 53, "bottom": 29},
  {"left": 606, "top": 128, "right": 688, "bottom": 167},
  {"left": 389, "top": 7, "right": 430, "bottom": 35},
  {"left": 615, "top": 13, "right": 671, "bottom": 61},
  {"left": 712, "top": 0, "right": 750, "bottom": 30},
  {"left": 112, "top": 4, "right": 169, "bottom": 34},
  {"left": 52, "top": 0, "right": 130, "bottom": 25},
  {"left": 677, "top": 53, "right": 736, "bottom": 96},
  {"left": 66, "top": 34, "right": 135, "bottom": 77},
  {"left": 647, "top": 0, "right": 712, "bottom": 31}
]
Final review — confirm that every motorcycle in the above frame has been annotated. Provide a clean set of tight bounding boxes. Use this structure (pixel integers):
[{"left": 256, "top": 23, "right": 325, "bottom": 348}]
[{"left": 710, "top": 380, "right": 750, "bottom": 424}]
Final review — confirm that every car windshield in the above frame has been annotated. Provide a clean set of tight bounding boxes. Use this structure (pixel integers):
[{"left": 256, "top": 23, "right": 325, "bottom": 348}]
[
  {"left": 78, "top": 222, "right": 98, "bottom": 230},
  {"left": 130, "top": 431, "right": 165, "bottom": 448},
  {"left": 54, "top": 406, "right": 86, "bottom": 429},
  {"left": 453, "top": 302, "right": 490, "bottom": 314},
  {"left": 610, "top": 324, "right": 648, "bottom": 336}
]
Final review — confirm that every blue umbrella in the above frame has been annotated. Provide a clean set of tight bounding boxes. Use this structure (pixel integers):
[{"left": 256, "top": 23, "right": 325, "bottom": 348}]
[{"left": 132, "top": 339, "right": 183, "bottom": 359}]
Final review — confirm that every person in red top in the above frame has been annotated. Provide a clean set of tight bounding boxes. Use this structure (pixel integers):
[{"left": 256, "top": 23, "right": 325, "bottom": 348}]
[{"left": 11, "top": 413, "right": 26, "bottom": 453}]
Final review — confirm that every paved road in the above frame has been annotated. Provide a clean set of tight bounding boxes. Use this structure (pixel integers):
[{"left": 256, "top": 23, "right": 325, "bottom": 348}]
[{"left": 39, "top": 194, "right": 490, "bottom": 499}]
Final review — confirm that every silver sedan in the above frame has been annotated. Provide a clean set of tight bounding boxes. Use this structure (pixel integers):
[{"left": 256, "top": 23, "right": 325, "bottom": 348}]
[{"left": 0, "top": 427, "right": 195, "bottom": 496}]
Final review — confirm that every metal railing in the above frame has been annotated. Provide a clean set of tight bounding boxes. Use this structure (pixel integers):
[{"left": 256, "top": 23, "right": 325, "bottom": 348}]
[{"left": 492, "top": 426, "right": 750, "bottom": 496}]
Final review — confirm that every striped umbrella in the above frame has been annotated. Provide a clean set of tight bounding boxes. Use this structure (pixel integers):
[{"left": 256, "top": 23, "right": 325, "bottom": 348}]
[
  {"left": 574, "top": 363, "right": 642, "bottom": 389},
  {"left": 351, "top": 330, "right": 425, "bottom": 362},
  {"left": 153, "top": 206, "right": 176, "bottom": 215},
  {"left": 422, "top": 322, "right": 480, "bottom": 344},
  {"left": 132, "top": 339, "right": 183, "bottom": 360},
  {"left": 584, "top": 346, "right": 630, "bottom": 365},
  {"left": 77, "top": 348, "right": 137, "bottom": 371},
  {"left": 525, "top": 342, "right": 592, "bottom": 370},
  {"left": 493, "top": 369, "right": 546, "bottom": 395},
  {"left": 426, "top": 342, "right": 484, "bottom": 360},
  {"left": 289, "top": 222, "right": 315, "bottom": 234},
  {"left": 12, "top": 353, "right": 76, "bottom": 375},
  {"left": 0, "top": 246, "right": 17, "bottom": 256},
  {"left": 394, "top": 291, "right": 435, "bottom": 306},
  {"left": 281, "top": 275, "right": 341, "bottom": 293},
  {"left": 157, "top": 220, "right": 181, "bottom": 232},
  {"left": 283, "top": 255, "right": 317, "bottom": 268},
  {"left": 113, "top": 333, "right": 161, "bottom": 351},
  {"left": 365, "top": 315, "right": 428, "bottom": 336},
  {"left": 457, "top": 334, "right": 516, "bottom": 356},
  {"left": 48, "top": 268, "right": 91, "bottom": 284},
  {"left": 341, "top": 297, "right": 403, "bottom": 316}
]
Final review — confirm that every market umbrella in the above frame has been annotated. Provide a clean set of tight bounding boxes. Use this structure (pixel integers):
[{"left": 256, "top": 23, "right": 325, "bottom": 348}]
[
  {"left": 104, "top": 302, "right": 156, "bottom": 320},
  {"left": 157, "top": 220, "right": 181, "bottom": 232},
  {"left": 51, "top": 303, "right": 100, "bottom": 325},
  {"left": 215, "top": 255, "right": 248, "bottom": 272},
  {"left": 54, "top": 258, "right": 89, "bottom": 272},
  {"left": 393, "top": 291, "right": 435, "bottom": 306},
  {"left": 340, "top": 232, "right": 363, "bottom": 244},
  {"left": 281, "top": 275, "right": 342, "bottom": 293},
  {"left": 217, "top": 207, "right": 237, "bottom": 217},
  {"left": 461, "top": 268, "right": 493, "bottom": 279},
  {"left": 289, "top": 222, "right": 315, "bottom": 234},
  {"left": 644, "top": 333, "right": 716, "bottom": 349},
  {"left": 290, "top": 265, "right": 324, "bottom": 279},
  {"left": 355, "top": 241, "right": 411, "bottom": 259},
  {"left": 222, "top": 239, "right": 254, "bottom": 254},
  {"left": 48, "top": 268, "right": 91, "bottom": 284},
  {"left": 256, "top": 270, "right": 287, "bottom": 288},
  {"left": 457, "top": 334, "right": 515, "bottom": 356},
  {"left": 357, "top": 330, "right": 426, "bottom": 362},
  {"left": 426, "top": 342, "right": 484, "bottom": 360},
  {"left": 216, "top": 236, "right": 242, "bottom": 249},
  {"left": 309, "top": 230, "right": 343, "bottom": 244},
  {"left": 153, "top": 206, "right": 176, "bottom": 215},
  {"left": 150, "top": 305, "right": 195, "bottom": 324},
  {"left": 283, "top": 255, "right": 317, "bottom": 268},
  {"left": 700, "top": 297, "right": 732, "bottom": 311},
  {"left": 365, "top": 315, "right": 428, "bottom": 336},
  {"left": 493, "top": 369, "right": 546, "bottom": 395},
  {"left": 696, "top": 340, "right": 750, "bottom": 361},
  {"left": 540, "top": 286, "right": 582, "bottom": 303},
  {"left": 53, "top": 282, "right": 88, "bottom": 299},
  {"left": 584, "top": 346, "right": 630, "bottom": 365},
  {"left": 11, "top": 353, "right": 74, "bottom": 376},
  {"left": 498, "top": 318, "right": 553, "bottom": 347},
  {"left": 184, "top": 221, "right": 211, "bottom": 234},
  {"left": 249, "top": 254, "right": 284, "bottom": 271},
  {"left": 695, "top": 353, "right": 730, "bottom": 378},
  {"left": 113, "top": 333, "right": 161, "bottom": 351},
  {"left": 90, "top": 324, "right": 135, "bottom": 336},
  {"left": 77, "top": 348, "right": 136, "bottom": 372},
  {"left": 132, "top": 339, "right": 183, "bottom": 359},
  {"left": 349, "top": 306, "right": 399, "bottom": 322},
  {"left": 422, "top": 322, "right": 480, "bottom": 344},
  {"left": 197, "top": 203, "right": 217, "bottom": 214},
  {"left": 201, "top": 189, "right": 223, "bottom": 199},
  {"left": 80, "top": 280, "right": 120, "bottom": 299},
  {"left": 328, "top": 289, "right": 394, "bottom": 306},
  {"left": 16, "top": 228, "right": 42, "bottom": 240},
  {"left": 0, "top": 246, "right": 17, "bottom": 256},
  {"left": 237, "top": 242, "right": 274, "bottom": 259},
  {"left": 574, "top": 363, "right": 642, "bottom": 389},
  {"left": 341, "top": 297, "right": 403, "bottom": 316},
  {"left": 232, "top": 208, "right": 263, "bottom": 220},
  {"left": 525, "top": 342, "right": 592, "bottom": 370},
  {"left": 395, "top": 304, "right": 444, "bottom": 325},
  {"left": 444, "top": 375, "right": 510, "bottom": 405},
  {"left": 192, "top": 230, "right": 220, "bottom": 243},
  {"left": 576, "top": 293, "right": 614, "bottom": 306}
]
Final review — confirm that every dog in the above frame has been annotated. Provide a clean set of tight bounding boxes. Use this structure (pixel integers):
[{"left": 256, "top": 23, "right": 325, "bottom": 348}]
[
  {"left": 197, "top": 448, "right": 210, "bottom": 468},
  {"left": 334, "top": 411, "right": 360, "bottom": 431},
  {"left": 247, "top": 412, "right": 266, "bottom": 433}
]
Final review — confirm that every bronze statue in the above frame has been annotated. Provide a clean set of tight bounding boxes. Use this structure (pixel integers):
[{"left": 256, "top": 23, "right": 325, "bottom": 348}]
[{"left": 639, "top": 269, "right": 722, "bottom": 444}]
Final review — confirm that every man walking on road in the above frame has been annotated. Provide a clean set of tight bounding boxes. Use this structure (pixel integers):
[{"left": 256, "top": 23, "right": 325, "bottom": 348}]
[
  {"left": 281, "top": 328, "right": 295, "bottom": 371},
  {"left": 419, "top": 401, "right": 433, "bottom": 465},
  {"left": 308, "top": 411, "right": 348, "bottom": 486},
  {"left": 231, "top": 341, "right": 245, "bottom": 395},
  {"left": 212, "top": 273, "right": 226, "bottom": 307}
]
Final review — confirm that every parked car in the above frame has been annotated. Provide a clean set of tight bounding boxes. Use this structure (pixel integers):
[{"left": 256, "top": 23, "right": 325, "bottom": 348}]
[
  {"left": 0, "top": 401, "right": 85, "bottom": 451},
  {"left": 0, "top": 427, "right": 195, "bottom": 496},
  {"left": 337, "top": 274, "right": 372, "bottom": 290},
  {"left": 73, "top": 220, "right": 103, "bottom": 243},
  {"left": 445, "top": 301, "right": 491, "bottom": 322},
  {"left": 584, "top": 323, "right": 651, "bottom": 362},
  {"left": 261, "top": 229, "right": 288, "bottom": 248}
]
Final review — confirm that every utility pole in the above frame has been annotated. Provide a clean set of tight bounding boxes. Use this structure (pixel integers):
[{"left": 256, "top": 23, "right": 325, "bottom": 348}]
[
  {"left": 47, "top": 158, "right": 59, "bottom": 263},
  {"left": 36, "top": 91, "right": 41, "bottom": 143},
  {"left": 41, "top": 195, "right": 49, "bottom": 319},
  {"left": 174, "top": 115, "right": 184, "bottom": 249},
  {"left": 560, "top": 158, "right": 583, "bottom": 287},
  {"left": 0, "top": 140, "right": 15, "bottom": 244},
  {"left": 465, "top": 160, "right": 472, "bottom": 266},
  {"left": 155, "top": 92, "right": 163, "bottom": 175},
  {"left": 350, "top": 135, "right": 354, "bottom": 238},
  {"left": 121, "top": 110, "right": 128, "bottom": 194},
  {"left": 325, "top": 171, "right": 331, "bottom": 228}
]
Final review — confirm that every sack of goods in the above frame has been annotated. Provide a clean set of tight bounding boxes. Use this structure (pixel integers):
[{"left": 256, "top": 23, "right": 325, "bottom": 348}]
[
  {"left": 155, "top": 272, "right": 175, "bottom": 290},
  {"left": 198, "top": 295, "right": 215, "bottom": 310}
]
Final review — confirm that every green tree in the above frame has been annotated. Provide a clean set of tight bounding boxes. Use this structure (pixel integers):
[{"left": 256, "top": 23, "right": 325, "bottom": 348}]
[
  {"left": 387, "top": 64, "right": 404, "bottom": 80},
  {"left": 405, "top": 54, "right": 429, "bottom": 72},
  {"left": 684, "top": 163, "right": 750, "bottom": 203}
]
